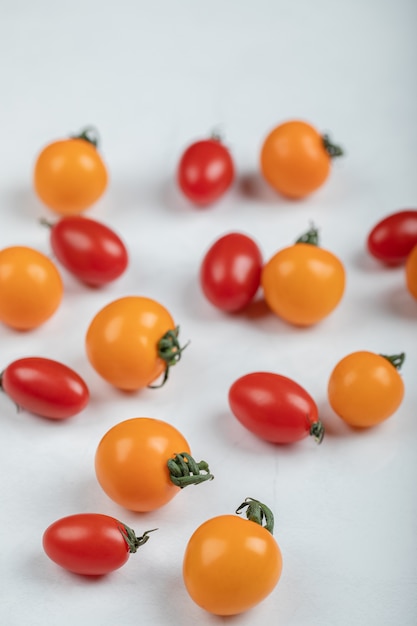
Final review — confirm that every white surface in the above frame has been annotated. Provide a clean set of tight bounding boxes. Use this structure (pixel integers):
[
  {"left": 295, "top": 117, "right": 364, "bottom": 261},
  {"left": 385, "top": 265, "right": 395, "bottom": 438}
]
[{"left": 1, "top": 1, "right": 417, "bottom": 625}]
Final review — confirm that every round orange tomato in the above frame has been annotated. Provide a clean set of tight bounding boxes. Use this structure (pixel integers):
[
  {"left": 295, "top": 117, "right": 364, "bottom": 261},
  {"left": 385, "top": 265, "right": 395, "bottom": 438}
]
[
  {"left": 183, "top": 498, "right": 282, "bottom": 615},
  {"left": 328, "top": 351, "right": 405, "bottom": 427},
  {"left": 260, "top": 120, "right": 343, "bottom": 199},
  {"left": 261, "top": 229, "right": 345, "bottom": 326},
  {"left": 0, "top": 246, "right": 63, "bottom": 330},
  {"left": 33, "top": 127, "right": 108, "bottom": 215},
  {"left": 95, "top": 417, "right": 213, "bottom": 512},
  {"left": 405, "top": 244, "right": 417, "bottom": 299},
  {"left": 85, "top": 296, "right": 187, "bottom": 390}
]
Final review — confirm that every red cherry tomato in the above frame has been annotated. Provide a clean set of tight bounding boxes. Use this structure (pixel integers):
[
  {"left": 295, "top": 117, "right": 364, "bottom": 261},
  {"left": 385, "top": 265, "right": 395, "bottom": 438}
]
[
  {"left": 0, "top": 357, "right": 89, "bottom": 420},
  {"left": 367, "top": 210, "right": 417, "bottom": 266},
  {"left": 46, "top": 215, "right": 128, "bottom": 286},
  {"left": 42, "top": 513, "right": 154, "bottom": 575},
  {"left": 177, "top": 137, "right": 235, "bottom": 206},
  {"left": 200, "top": 233, "right": 263, "bottom": 312},
  {"left": 228, "top": 372, "right": 324, "bottom": 444}
]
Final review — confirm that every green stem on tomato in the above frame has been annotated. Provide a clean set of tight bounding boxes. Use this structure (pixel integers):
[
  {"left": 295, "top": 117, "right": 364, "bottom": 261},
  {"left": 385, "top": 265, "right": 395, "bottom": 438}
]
[
  {"left": 148, "top": 326, "right": 189, "bottom": 389},
  {"left": 119, "top": 525, "right": 157, "bottom": 554},
  {"left": 235, "top": 497, "right": 275, "bottom": 534},
  {"left": 167, "top": 452, "right": 214, "bottom": 488},
  {"left": 310, "top": 420, "right": 325, "bottom": 444},
  {"left": 322, "top": 134, "right": 344, "bottom": 158},
  {"left": 380, "top": 353, "right": 406, "bottom": 370},
  {"left": 295, "top": 225, "right": 319, "bottom": 246},
  {"left": 72, "top": 126, "right": 100, "bottom": 148}
]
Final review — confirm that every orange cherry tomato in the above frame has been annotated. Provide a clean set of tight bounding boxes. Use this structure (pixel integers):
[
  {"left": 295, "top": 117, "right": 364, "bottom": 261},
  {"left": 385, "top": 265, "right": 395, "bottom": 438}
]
[
  {"left": 328, "top": 351, "right": 405, "bottom": 427},
  {"left": 33, "top": 127, "right": 108, "bottom": 215},
  {"left": 183, "top": 498, "right": 282, "bottom": 616},
  {"left": 0, "top": 246, "right": 63, "bottom": 330},
  {"left": 405, "top": 244, "right": 417, "bottom": 299},
  {"left": 85, "top": 296, "right": 187, "bottom": 390},
  {"left": 260, "top": 120, "right": 343, "bottom": 199},
  {"left": 95, "top": 417, "right": 213, "bottom": 512},
  {"left": 261, "top": 228, "right": 345, "bottom": 326}
]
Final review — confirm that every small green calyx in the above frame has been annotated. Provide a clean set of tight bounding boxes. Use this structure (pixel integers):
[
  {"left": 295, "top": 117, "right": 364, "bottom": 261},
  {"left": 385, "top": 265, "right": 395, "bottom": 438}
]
[
  {"left": 119, "top": 525, "right": 157, "bottom": 554},
  {"left": 149, "top": 326, "right": 189, "bottom": 389},
  {"left": 296, "top": 225, "right": 319, "bottom": 246},
  {"left": 310, "top": 420, "right": 325, "bottom": 444},
  {"left": 322, "top": 134, "right": 344, "bottom": 158},
  {"left": 380, "top": 352, "right": 406, "bottom": 370},
  {"left": 168, "top": 452, "right": 214, "bottom": 488},
  {"left": 71, "top": 126, "right": 100, "bottom": 148},
  {"left": 235, "top": 497, "right": 275, "bottom": 534}
]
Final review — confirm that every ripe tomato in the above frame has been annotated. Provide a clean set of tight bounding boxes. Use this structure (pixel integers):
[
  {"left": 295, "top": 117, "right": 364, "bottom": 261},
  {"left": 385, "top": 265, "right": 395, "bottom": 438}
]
[
  {"left": 43, "top": 513, "right": 155, "bottom": 575},
  {"left": 95, "top": 418, "right": 213, "bottom": 512},
  {"left": 405, "top": 244, "right": 417, "bottom": 299},
  {"left": 45, "top": 215, "right": 128, "bottom": 287},
  {"left": 183, "top": 497, "right": 282, "bottom": 615},
  {"left": 177, "top": 137, "right": 235, "bottom": 206},
  {"left": 367, "top": 210, "right": 417, "bottom": 266},
  {"left": 200, "top": 232, "right": 263, "bottom": 312},
  {"left": 0, "top": 357, "right": 89, "bottom": 420},
  {"left": 261, "top": 228, "right": 345, "bottom": 326},
  {"left": 229, "top": 372, "right": 324, "bottom": 444},
  {"left": 328, "top": 351, "right": 405, "bottom": 427},
  {"left": 33, "top": 127, "right": 108, "bottom": 215},
  {"left": 260, "top": 120, "right": 343, "bottom": 199},
  {"left": 0, "top": 246, "right": 63, "bottom": 330},
  {"left": 85, "top": 296, "right": 187, "bottom": 390}
]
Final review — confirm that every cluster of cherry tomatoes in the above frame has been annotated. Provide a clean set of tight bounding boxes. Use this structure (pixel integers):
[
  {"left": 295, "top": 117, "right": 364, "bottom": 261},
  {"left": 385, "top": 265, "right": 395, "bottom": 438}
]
[{"left": 1, "top": 120, "right": 416, "bottom": 617}]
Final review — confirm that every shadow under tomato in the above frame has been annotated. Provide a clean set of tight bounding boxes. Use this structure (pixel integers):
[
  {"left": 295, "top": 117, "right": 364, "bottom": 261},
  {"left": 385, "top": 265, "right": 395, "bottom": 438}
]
[
  {"left": 384, "top": 284, "right": 417, "bottom": 319},
  {"left": 239, "top": 171, "right": 285, "bottom": 204}
]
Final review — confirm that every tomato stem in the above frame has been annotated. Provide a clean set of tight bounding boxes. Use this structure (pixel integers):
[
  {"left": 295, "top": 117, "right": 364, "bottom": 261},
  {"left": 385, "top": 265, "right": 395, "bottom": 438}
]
[
  {"left": 310, "top": 420, "right": 325, "bottom": 444},
  {"left": 167, "top": 452, "right": 214, "bottom": 488},
  {"left": 39, "top": 217, "right": 54, "bottom": 229},
  {"left": 119, "top": 525, "right": 158, "bottom": 554},
  {"left": 235, "top": 497, "right": 275, "bottom": 534},
  {"left": 149, "top": 326, "right": 189, "bottom": 389},
  {"left": 72, "top": 126, "right": 100, "bottom": 148},
  {"left": 296, "top": 225, "right": 319, "bottom": 246},
  {"left": 380, "top": 352, "right": 406, "bottom": 370},
  {"left": 322, "top": 134, "right": 344, "bottom": 158}
]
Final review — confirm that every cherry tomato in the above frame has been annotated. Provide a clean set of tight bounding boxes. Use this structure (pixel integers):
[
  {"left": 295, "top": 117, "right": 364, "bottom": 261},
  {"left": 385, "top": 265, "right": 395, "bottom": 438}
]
[
  {"left": 200, "top": 233, "right": 263, "bottom": 312},
  {"left": 260, "top": 120, "right": 343, "bottom": 199},
  {"left": 43, "top": 513, "right": 154, "bottom": 575},
  {"left": 183, "top": 497, "right": 282, "bottom": 615},
  {"left": 0, "top": 357, "right": 89, "bottom": 420},
  {"left": 406, "top": 244, "right": 417, "bottom": 299},
  {"left": 327, "top": 351, "right": 405, "bottom": 427},
  {"left": 367, "top": 210, "right": 417, "bottom": 266},
  {"left": 261, "top": 228, "right": 345, "bottom": 326},
  {"left": 34, "top": 127, "right": 108, "bottom": 215},
  {"left": 229, "top": 372, "right": 324, "bottom": 444},
  {"left": 45, "top": 215, "right": 128, "bottom": 287},
  {"left": 95, "top": 418, "right": 213, "bottom": 512},
  {"left": 0, "top": 246, "right": 63, "bottom": 330},
  {"left": 177, "top": 137, "right": 235, "bottom": 206},
  {"left": 85, "top": 296, "right": 187, "bottom": 390}
]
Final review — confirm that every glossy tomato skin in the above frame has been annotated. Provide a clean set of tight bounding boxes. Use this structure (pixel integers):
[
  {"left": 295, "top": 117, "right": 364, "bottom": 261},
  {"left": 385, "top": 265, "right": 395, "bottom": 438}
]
[
  {"left": 261, "top": 243, "right": 345, "bottom": 326},
  {"left": 367, "top": 210, "right": 417, "bottom": 266},
  {"left": 49, "top": 216, "right": 128, "bottom": 286},
  {"left": 405, "top": 244, "right": 417, "bottom": 299},
  {"left": 95, "top": 417, "right": 190, "bottom": 512},
  {"left": 229, "top": 372, "right": 320, "bottom": 443},
  {"left": 327, "top": 351, "right": 405, "bottom": 427},
  {"left": 0, "top": 357, "right": 89, "bottom": 420},
  {"left": 183, "top": 515, "right": 282, "bottom": 615},
  {"left": 0, "top": 246, "right": 63, "bottom": 330},
  {"left": 260, "top": 121, "right": 338, "bottom": 199},
  {"left": 43, "top": 514, "right": 131, "bottom": 575},
  {"left": 34, "top": 135, "right": 108, "bottom": 215},
  {"left": 85, "top": 296, "right": 177, "bottom": 390},
  {"left": 177, "top": 138, "right": 234, "bottom": 206},
  {"left": 200, "top": 233, "right": 263, "bottom": 312}
]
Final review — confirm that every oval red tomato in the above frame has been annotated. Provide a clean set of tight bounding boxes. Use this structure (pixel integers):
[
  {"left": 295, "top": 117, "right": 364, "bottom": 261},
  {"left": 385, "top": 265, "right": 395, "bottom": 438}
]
[
  {"left": 200, "top": 233, "right": 263, "bottom": 312},
  {"left": 228, "top": 372, "right": 324, "bottom": 444},
  {"left": 43, "top": 513, "right": 154, "bottom": 575},
  {"left": 45, "top": 215, "right": 128, "bottom": 286},
  {"left": 367, "top": 209, "right": 417, "bottom": 266},
  {"left": 177, "top": 137, "right": 235, "bottom": 206},
  {"left": 0, "top": 357, "right": 89, "bottom": 419}
]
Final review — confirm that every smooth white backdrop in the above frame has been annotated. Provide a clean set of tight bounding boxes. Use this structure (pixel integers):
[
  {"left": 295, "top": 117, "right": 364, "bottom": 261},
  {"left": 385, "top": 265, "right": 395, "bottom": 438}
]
[{"left": 1, "top": 1, "right": 416, "bottom": 625}]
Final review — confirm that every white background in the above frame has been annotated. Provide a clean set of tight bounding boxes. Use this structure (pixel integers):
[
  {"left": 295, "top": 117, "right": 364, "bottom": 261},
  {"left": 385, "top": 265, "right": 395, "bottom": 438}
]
[{"left": 1, "top": 1, "right": 417, "bottom": 625}]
